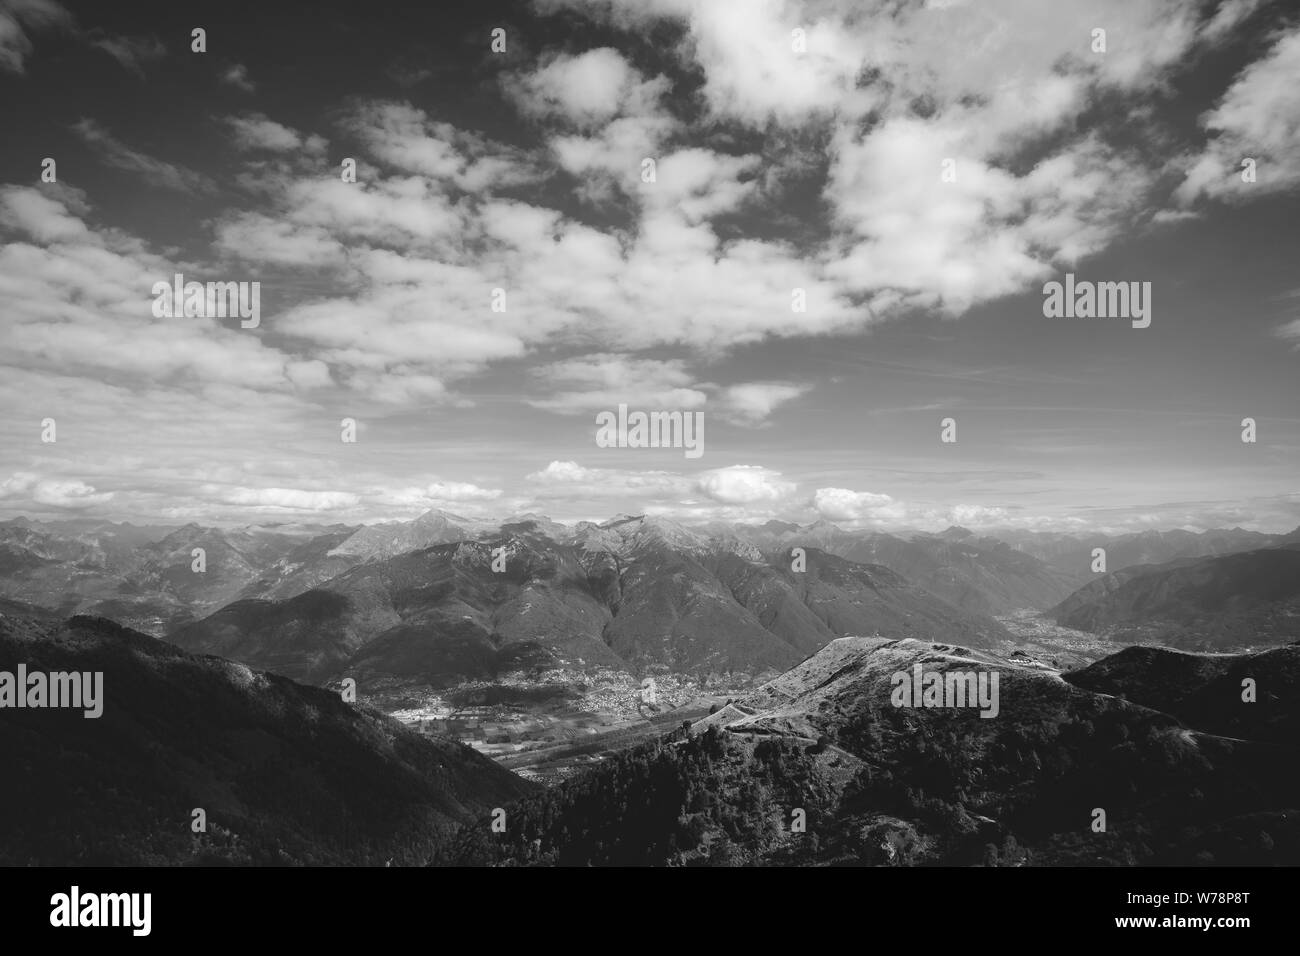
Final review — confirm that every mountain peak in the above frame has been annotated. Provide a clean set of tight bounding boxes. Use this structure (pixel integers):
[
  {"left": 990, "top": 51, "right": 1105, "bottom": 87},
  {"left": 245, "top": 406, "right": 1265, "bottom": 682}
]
[{"left": 414, "top": 508, "right": 471, "bottom": 525}]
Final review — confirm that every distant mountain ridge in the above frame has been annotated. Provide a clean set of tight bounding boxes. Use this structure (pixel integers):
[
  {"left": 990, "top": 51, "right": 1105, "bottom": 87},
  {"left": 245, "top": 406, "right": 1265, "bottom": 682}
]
[
  {"left": 5, "top": 512, "right": 1298, "bottom": 664},
  {"left": 171, "top": 515, "right": 1009, "bottom": 689},
  {"left": 1049, "top": 544, "right": 1300, "bottom": 649},
  {"left": 998, "top": 525, "right": 1300, "bottom": 580}
]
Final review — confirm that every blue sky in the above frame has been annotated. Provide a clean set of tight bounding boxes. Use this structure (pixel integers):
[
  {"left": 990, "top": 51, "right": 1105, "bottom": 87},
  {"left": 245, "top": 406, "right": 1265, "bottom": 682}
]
[{"left": 0, "top": 0, "right": 1297, "bottom": 532}]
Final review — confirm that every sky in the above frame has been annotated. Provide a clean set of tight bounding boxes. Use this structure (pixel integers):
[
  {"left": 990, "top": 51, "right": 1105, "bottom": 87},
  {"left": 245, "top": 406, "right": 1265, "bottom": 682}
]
[{"left": 0, "top": 0, "right": 1297, "bottom": 534}]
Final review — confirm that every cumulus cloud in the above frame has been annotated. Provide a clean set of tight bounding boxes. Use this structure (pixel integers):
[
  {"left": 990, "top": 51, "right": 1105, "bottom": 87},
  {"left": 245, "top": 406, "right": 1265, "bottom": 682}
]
[
  {"left": 225, "top": 113, "right": 327, "bottom": 154},
  {"left": 0, "top": 185, "right": 322, "bottom": 393},
  {"left": 811, "top": 487, "right": 902, "bottom": 523},
  {"left": 221, "top": 62, "right": 256, "bottom": 92},
  {"left": 1175, "top": 24, "right": 1300, "bottom": 205},
  {"left": 0, "top": 184, "right": 91, "bottom": 242},
  {"left": 505, "top": 47, "right": 669, "bottom": 127},
  {"left": 525, "top": 0, "right": 1267, "bottom": 320},
  {"left": 696, "top": 465, "right": 796, "bottom": 504},
  {"left": 0, "top": 472, "right": 112, "bottom": 509},
  {"left": 341, "top": 100, "right": 539, "bottom": 191},
  {"left": 213, "top": 213, "right": 346, "bottom": 267},
  {"left": 418, "top": 481, "right": 503, "bottom": 502},
  {"left": 526, "top": 460, "right": 690, "bottom": 499}
]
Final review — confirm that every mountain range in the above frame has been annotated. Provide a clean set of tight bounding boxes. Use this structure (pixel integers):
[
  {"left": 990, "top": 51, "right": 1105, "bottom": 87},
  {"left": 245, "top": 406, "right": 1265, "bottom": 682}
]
[
  {"left": 1050, "top": 544, "right": 1300, "bottom": 649},
  {"left": 6, "top": 512, "right": 1300, "bottom": 691},
  {"left": 170, "top": 515, "right": 1010, "bottom": 689}
]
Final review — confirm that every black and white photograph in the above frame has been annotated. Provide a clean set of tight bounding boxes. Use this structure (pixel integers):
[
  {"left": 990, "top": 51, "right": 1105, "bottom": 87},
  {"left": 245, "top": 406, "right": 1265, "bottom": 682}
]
[{"left": 0, "top": 0, "right": 1296, "bottom": 928}]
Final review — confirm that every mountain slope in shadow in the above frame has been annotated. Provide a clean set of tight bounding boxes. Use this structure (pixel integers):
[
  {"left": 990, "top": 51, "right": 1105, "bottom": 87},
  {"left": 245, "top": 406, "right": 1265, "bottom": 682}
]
[{"left": 0, "top": 614, "right": 534, "bottom": 865}]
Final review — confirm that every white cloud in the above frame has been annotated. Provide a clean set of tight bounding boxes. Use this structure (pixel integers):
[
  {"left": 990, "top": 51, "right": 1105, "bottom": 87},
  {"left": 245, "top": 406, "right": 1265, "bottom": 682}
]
[
  {"left": 697, "top": 465, "right": 796, "bottom": 504},
  {"left": 342, "top": 101, "right": 539, "bottom": 191},
  {"left": 220, "top": 487, "right": 360, "bottom": 511},
  {"left": 1276, "top": 318, "right": 1300, "bottom": 349},
  {"left": 0, "top": 185, "right": 320, "bottom": 394},
  {"left": 213, "top": 213, "right": 346, "bottom": 267},
  {"left": 0, "top": 185, "right": 90, "bottom": 242},
  {"left": 716, "top": 382, "right": 810, "bottom": 425},
  {"left": 0, "top": 472, "right": 112, "bottom": 509},
  {"left": 505, "top": 47, "right": 668, "bottom": 127},
  {"left": 225, "top": 113, "right": 325, "bottom": 153},
  {"left": 221, "top": 62, "right": 256, "bottom": 92},
  {"left": 812, "top": 487, "right": 901, "bottom": 522},
  {"left": 526, "top": 460, "right": 690, "bottom": 500},
  {"left": 422, "top": 481, "right": 503, "bottom": 501},
  {"left": 1175, "top": 25, "right": 1300, "bottom": 205}
]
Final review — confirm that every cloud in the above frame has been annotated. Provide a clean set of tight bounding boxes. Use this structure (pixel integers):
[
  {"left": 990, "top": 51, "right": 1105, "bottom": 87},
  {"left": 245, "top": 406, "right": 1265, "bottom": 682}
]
[
  {"left": 2, "top": 0, "right": 1293, "bottom": 532},
  {"left": 507, "top": 48, "right": 676, "bottom": 205},
  {"left": 505, "top": 47, "right": 669, "bottom": 127},
  {"left": 527, "top": 461, "right": 796, "bottom": 509},
  {"left": 715, "top": 382, "right": 810, "bottom": 425},
  {"left": 528, "top": 0, "right": 1268, "bottom": 321},
  {"left": 218, "top": 487, "right": 360, "bottom": 511},
  {"left": 380, "top": 481, "right": 504, "bottom": 507},
  {"left": 529, "top": 357, "right": 811, "bottom": 425},
  {"left": 1276, "top": 318, "right": 1300, "bottom": 350},
  {"left": 811, "top": 487, "right": 901, "bottom": 522},
  {"left": 422, "top": 481, "right": 503, "bottom": 501},
  {"left": 0, "top": 472, "right": 112, "bottom": 509},
  {"left": 811, "top": 486, "right": 1074, "bottom": 532},
  {"left": 341, "top": 100, "right": 540, "bottom": 191},
  {"left": 526, "top": 460, "right": 690, "bottom": 499},
  {"left": 1196, "top": 0, "right": 1265, "bottom": 44},
  {"left": 213, "top": 213, "right": 346, "bottom": 267},
  {"left": 0, "top": 184, "right": 91, "bottom": 242},
  {"left": 225, "top": 113, "right": 327, "bottom": 154},
  {"left": 0, "top": 0, "right": 70, "bottom": 74},
  {"left": 528, "top": 355, "right": 708, "bottom": 413},
  {"left": 194, "top": 98, "right": 862, "bottom": 381},
  {"left": 1175, "top": 24, "right": 1300, "bottom": 205},
  {"left": 221, "top": 62, "right": 256, "bottom": 92},
  {"left": 87, "top": 31, "right": 165, "bottom": 77},
  {"left": 71, "top": 119, "right": 217, "bottom": 194},
  {"left": 387, "top": 60, "right": 434, "bottom": 88},
  {"left": 0, "top": 185, "right": 320, "bottom": 393},
  {"left": 696, "top": 465, "right": 796, "bottom": 504}
]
